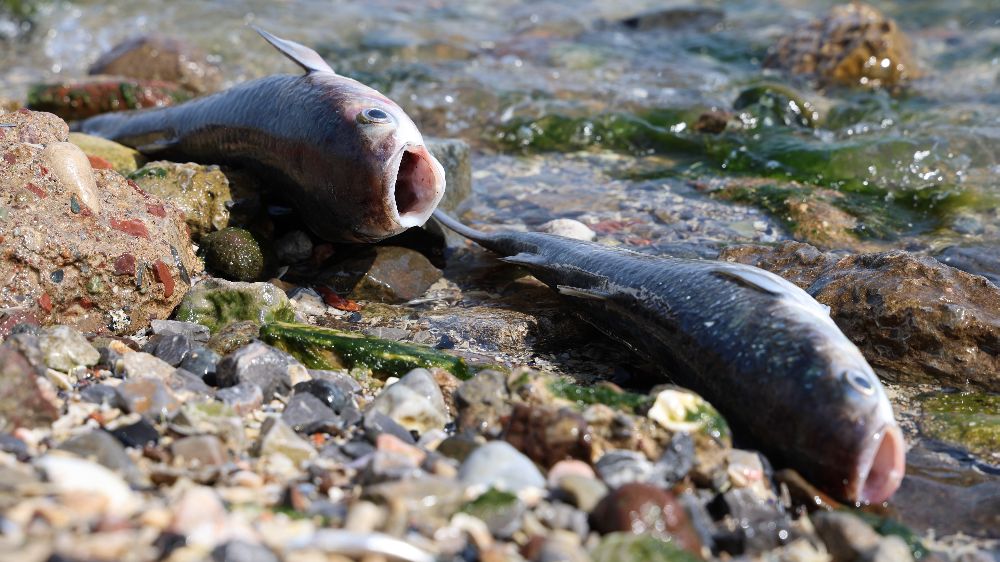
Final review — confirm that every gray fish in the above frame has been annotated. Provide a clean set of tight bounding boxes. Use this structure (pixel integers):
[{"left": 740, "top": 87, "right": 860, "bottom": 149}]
[
  {"left": 434, "top": 210, "right": 906, "bottom": 504},
  {"left": 79, "top": 28, "right": 445, "bottom": 243}
]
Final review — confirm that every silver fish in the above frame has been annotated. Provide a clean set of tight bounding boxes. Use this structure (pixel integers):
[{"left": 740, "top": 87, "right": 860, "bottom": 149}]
[
  {"left": 434, "top": 210, "right": 906, "bottom": 504},
  {"left": 79, "top": 28, "right": 446, "bottom": 242}
]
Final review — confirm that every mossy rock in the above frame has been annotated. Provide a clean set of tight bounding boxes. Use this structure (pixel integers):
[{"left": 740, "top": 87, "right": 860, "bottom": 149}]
[
  {"left": 919, "top": 391, "right": 1000, "bottom": 460},
  {"left": 201, "top": 227, "right": 265, "bottom": 282},
  {"left": 175, "top": 278, "right": 294, "bottom": 334},
  {"left": 128, "top": 161, "right": 233, "bottom": 238},
  {"left": 590, "top": 533, "right": 701, "bottom": 562}
]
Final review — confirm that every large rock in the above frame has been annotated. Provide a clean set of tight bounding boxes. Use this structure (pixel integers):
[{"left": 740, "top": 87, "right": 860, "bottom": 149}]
[
  {"left": 720, "top": 241, "right": 1000, "bottom": 390},
  {"left": 89, "top": 35, "right": 222, "bottom": 95},
  {"left": 129, "top": 161, "right": 234, "bottom": 239},
  {"left": 0, "top": 109, "right": 200, "bottom": 334},
  {"left": 764, "top": 3, "right": 921, "bottom": 89}
]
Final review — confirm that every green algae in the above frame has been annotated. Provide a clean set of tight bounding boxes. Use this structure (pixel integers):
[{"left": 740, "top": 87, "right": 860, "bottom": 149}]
[
  {"left": 259, "top": 321, "right": 472, "bottom": 380},
  {"left": 175, "top": 279, "right": 294, "bottom": 334},
  {"left": 919, "top": 391, "right": 1000, "bottom": 459},
  {"left": 590, "top": 533, "right": 702, "bottom": 562},
  {"left": 459, "top": 488, "right": 520, "bottom": 522},
  {"left": 548, "top": 379, "right": 653, "bottom": 414}
]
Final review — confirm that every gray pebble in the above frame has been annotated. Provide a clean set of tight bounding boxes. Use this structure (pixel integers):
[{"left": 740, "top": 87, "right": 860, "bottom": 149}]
[
  {"left": 366, "top": 368, "right": 449, "bottom": 435},
  {"left": 459, "top": 441, "right": 545, "bottom": 493},
  {"left": 151, "top": 319, "right": 211, "bottom": 343},
  {"left": 143, "top": 333, "right": 192, "bottom": 366},
  {"left": 595, "top": 450, "right": 654, "bottom": 488},
  {"left": 216, "top": 342, "right": 301, "bottom": 401}
]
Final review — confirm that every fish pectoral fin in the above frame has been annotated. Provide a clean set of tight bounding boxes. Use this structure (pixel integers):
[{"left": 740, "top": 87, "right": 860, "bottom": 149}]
[
  {"left": 556, "top": 285, "right": 610, "bottom": 301},
  {"left": 711, "top": 264, "right": 791, "bottom": 296},
  {"left": 253, "top": 26, "right": 336, "bottom": 75}
]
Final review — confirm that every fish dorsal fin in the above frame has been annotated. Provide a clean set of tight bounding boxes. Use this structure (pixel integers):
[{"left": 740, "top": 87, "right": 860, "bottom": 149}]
[
  {"left": 253, "top": 26, "right": 335, "bottom": 74},
  {"left": 556, "top": 285, "right": 610, "bottom": 301}
]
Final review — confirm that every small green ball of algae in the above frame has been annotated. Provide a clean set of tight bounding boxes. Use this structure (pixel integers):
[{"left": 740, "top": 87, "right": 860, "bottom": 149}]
[{"left": 201, "top": 227, "right": 264, "bottom": 282}]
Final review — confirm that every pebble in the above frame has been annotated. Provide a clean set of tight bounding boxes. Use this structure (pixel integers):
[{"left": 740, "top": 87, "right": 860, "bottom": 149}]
[
  {"left": 282, "top": 392, "right": 343, "bottom": 434},
  {"left": 172, "top": 435, "right": 230, "bottom": 467},
  {"left": 175, "top": 278, "right": 294, "bottom": 334},
  {"left": 151, "top": 319, "right": 211, "bottom": 343},
  {"left": 255, "top": 417, "right": 317, "bottom": 464},
  {"left": 0, "top": 342, "right": 60, "bottom": 432},
  {"left": 537, "top": 218, "right": 597, "bottom": 241},
  {"left": 80, "top": 383, "right": 121, "bottom": 407},
  {"left": 274, "top": 230, "right": 313, "bottom": 264},
  {"left": 211, "top": 540, "right": 280, "bottom": 562},
  {"left": 653, "top": 432, "right": 695, "bottom": 485},
  {"left": 812, "top": 511, "right": 914, "bottom": 562},
  {"left": 458, "top": 440, "right": 546, "bottom": 495},
  {"left": 57, "top": 429, "right": 143, "bottom": 484},
  {"left": 361, "top": 450, "right": 425, "bottom": 485},
  {"left": 216, "top": 381, "right": 264, "bottom": 415},
  {"left": 366, "top": 368, "right": 449, "bottom": 434},
  {"left": 293, "top": 376, "right": 357, "bottom": 414},
  {"left": 179, "top": 345, "right": 222, "bottom": 381},
  {"left": 556, "top": 474, "right": 609, "bottom": 512},
  {"left": 455, "top": 370, "right": 512, "bottom": 438},
  {"left": 38, "top": 326, "right": 100, "bottom": 372},
  {"left": 461, "top": 488, "right": 525, "bottom": 539},
  {"left": 108, "top": 417, "right": 161, "bottom": 448},
  {"left": 143, "top": 333, "right": 192, "bottom": 366},
  {"left": 594, "top": 450, "right": 654, "bottom": 488},
  {"left": 589, "top": 483, "right": 702, "bottom": 554},
  {"left": 121, "top": 351, "right": 177, "bottom": 380},
  {"left": 363, "top": 410, "right": 416, "bottom": 445},
  {"left": 115, "top": 377, "right": 179, "bottom": 417},
  {"left": 41, "top": 142, "right": 101, "bottom": 213},
  {"left": 216, "top": 342, "right": 301, "bottom": 401},
  {"left": 503, "top": 403, "right": 592, "bottom": 469},
  {"left": 35, "top": 453, "right": 139, "bottom": 517},
  {"left": 167, "top": 368, "right": 216, "bottom": 401}
]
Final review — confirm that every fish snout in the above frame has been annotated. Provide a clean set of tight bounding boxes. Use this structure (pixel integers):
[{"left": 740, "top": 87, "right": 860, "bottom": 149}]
[
  {"left": 856, "top": 423, "right": 906, "bottom": 504},
  {"left": 389, "top": 144, "right": 446, "bottom": 229}
]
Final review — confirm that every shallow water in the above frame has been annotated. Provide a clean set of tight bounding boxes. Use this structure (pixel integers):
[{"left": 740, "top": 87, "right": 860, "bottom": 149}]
[{"left": 2, "top": 0, "right": 998, "bottom": 550}]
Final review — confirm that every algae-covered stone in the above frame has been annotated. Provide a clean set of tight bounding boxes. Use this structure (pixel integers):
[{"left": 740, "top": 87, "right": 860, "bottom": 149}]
[
  {"left": 26, "top": 78, "right": 192, "bottom": 121},
  {"left": 648, "top": 387, "right": 730, "bottom": 443},
  {"left": 175, "top": 278, "right": 294, "bottom": 334},
  {"left": 67, "top": 132, "right": 145, "bottom": 174},
  {"left": 919, "top": 392, "right": 999, "bottom": 460},
  {"left": 425, "top": 137, "right": 471, "bottom": 211},
  {"left": 590, "top": 532, "right": 701, "bottom": 562},
  {"left": 201, "top": 227, "right": 264, "bottom": 282},
  {"left": 259, "top": 321, "right": 471, "bottom": 379},
  {"left": 129, "top": 161, "right": 233, "bottom": 238}
]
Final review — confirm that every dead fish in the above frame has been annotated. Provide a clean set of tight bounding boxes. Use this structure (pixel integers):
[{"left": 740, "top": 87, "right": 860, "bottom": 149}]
[
  {"left": 78, "top": 28, "right": 446, "bottom": 243},
  {"left": 434, "top": 210, "right": 906, "bottom": 504}
]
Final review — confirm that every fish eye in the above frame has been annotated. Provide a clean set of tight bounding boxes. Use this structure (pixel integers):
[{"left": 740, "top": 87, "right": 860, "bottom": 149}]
[
  {"left": 842, "top": 369, "right": 875, "bottom": 396},
  {"left": 358, "top": 108, "right": 392, "bottom": 124}
]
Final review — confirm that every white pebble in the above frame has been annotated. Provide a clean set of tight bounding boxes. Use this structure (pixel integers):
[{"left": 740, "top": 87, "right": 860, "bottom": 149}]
[{"left": 537, "top": 218, "right": 596, "bottom": 241}]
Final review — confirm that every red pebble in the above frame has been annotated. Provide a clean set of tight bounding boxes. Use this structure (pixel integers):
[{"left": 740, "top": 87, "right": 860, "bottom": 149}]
[
  {"left": 110, "top": 218, "right": 150, "bottom": 239},
  {"left": 38, "top": 293, "right": 52, "bottom": 312},
  {"left": 126, "top": 179, "right": 149, "bottom": 197},
  {"left": 114, "top": 254, "right": 136, "bottom": 275},
  {"left": 145, "top": 203, "right": 166, "bottom": 217},
  {"left": 152, "top": 259, "right": 174, "bottom": 298},
  {"left": 315, "top": 285, "right": 362, "bottom": 312},
  {"left": 87, "top": 155, "right": 113, "bottom": 169},
  {"left": 2, "top": 152, "right": 14, "bottom": 165},
  {"left": 24, "top": 183, "right": 47, "bottom": 198}
]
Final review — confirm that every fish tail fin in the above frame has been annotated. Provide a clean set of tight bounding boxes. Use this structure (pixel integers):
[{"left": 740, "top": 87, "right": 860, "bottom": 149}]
[
  {"left": 433, "top": 210, "right": 543, "bottom": 260},
  {"left": 252, "top": 26, "right": 336, "bottom": 75}
]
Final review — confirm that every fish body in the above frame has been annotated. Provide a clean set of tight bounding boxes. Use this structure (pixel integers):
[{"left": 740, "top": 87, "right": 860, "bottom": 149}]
[
  {"left": 435, "top": 210, "right": 905, "bottom": 504},
  {"left": 79, "top": 28, "right": 445, "bottom": 243}
]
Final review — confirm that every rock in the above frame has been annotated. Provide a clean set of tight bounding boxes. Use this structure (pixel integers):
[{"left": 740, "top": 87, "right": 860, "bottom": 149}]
[
  {"left": 764, "top": 2, "right": 920, "bottom": 89},
  {"left": 0, "top": 341, "right": 60, "bottom": 432},
  {"left": 459, "top": 440, "right": 546, "bottom": 495},
  {"left": 115, "top": 377, "right": 179, "bottom": 417},
  {"left": 80, "top": 383, "right": 121, "bottom": 407},
  {"left": 502, "top": 403, "right": 592, "bottom": 469},
  {"left": 590, "top": 533, "right": 702, "bottom": 562},
  {"left": 557, "top": 475, "right": 609, "bottom": 513},
  {"left": 425, "top": 137, "right": 471, "bottom": 211},
  {"left": 366, "top": 368, "right": 449, "bottom": 435},
  {"left": 35, "top": 452, "right": 140, "bottom": 517},
  {"left": 460, "top": 488, "right": 525, "bottom": 539},
  {"left": 936, "top": 244, "right": 1000, "bottom": 286},
  {"left": 255, "top": 417, "right": 316, "bottom": 463},
  {"left": 143, "top": 333, "right": 192, "bottom": 366},
  {"left": 534, "top": 531, "right": 590, "bottom": 562},
  {"left": 274, "top": 230, "right": 313, "bottom": 264},
  {"left": 0, "top": 110, "right": 200, "bottom": 334},
  {"left": 216, "top": 381, "right": 264, "bottom": 415},
  {"left": 176, "top": 278, "right": 294, "bottom": 334},
  {"left": 811, "top": 511, "right": 885, "bottom": 562},
  {"left": 179, "top": 345, "right": 221, "bottom": 381},
  {"left": 208, "top": 320, "right": 262, "bottom": 355},
  {"left": 537, "top": 218, "right": 596, "bottom": 241},
  {"left": 323, "top": 246, "right": 442, "bottom": 303},
  {"left": 918, "top": 391, "right": 999, "bottom": 460},
  {"left": 589, "top": 483, "right": 702, "bottom": 555},
  {"left": 172, "top": 435, "right": 229, "bottom": 467},
  {"left": 170, "top": 402, "right": 245, "bottom": 452},
  {"left": 201, "top": 227, "right": 265, "bottom": 282},
  {"left": 294, "top": 376, "right": 358, "bottom": 414},
  {"left": 716, "top": 487, "right": 791, "bottom": 553},
  {"left": 166, "top": 368, "right": 215, "bottom": 402},
  {"left": 363, "top": 410, "right": 416, "bottom": 445},
  {"left": 26, "top": 78, "right": 191, "bottom": 120},
  {"left": 89, "top": 35, "right": 222, "bottom": 94},
  {"left": 38, "top": 325, "right": 100, "bottom": 372},
  {"left": 456, "top": 370, "right": 512, "bottom": 438},
  {"left": 617, "top": 6, "right": 724, "bottom": 31},
  {"left": 212, "top": 540, "right": 279, "bottom": 562},
  {"left": 594, "top": 450, "right": 654, "bottom": 488},
  {"left": 151, "top": 319, "right": 210, "bottom": 343},
  {"left": 121, "top": 351, "right": 177, "bottom": 380},
  {"left": 107, "top": 417, "right": 160, "bottom": 448},
  {"left": 56, "top": 429, "right": 143, "bottom": 484},
  {"left": 216, "top": 341, "right": 302, "bottom": 401},
  {"left": 168, "top": 485, "right": 229, "bottom": 548},
  {"left": 720, "top": 241, "right": 1000, "bottom": 390},
  {"left": 361, "top": 449, "right": 425, "bottom": 485},
  {"left": 653, "top": 433, "right": 695, "bottom": 486},
  {"left": 282, "top": 392, "right": 342, "bottom": 434},
  {"left": 67, "top": 132, "right": 145, "bottom": 174},
  {"left": 129, "top": 161, "right": 233, "bottom": 238}
]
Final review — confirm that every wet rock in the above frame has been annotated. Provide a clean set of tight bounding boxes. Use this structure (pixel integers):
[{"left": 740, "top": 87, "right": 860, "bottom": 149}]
[
  {"left": 211, "top": 540, "right": 280, "bottom": 562},
  {"left": 537, "top": 218, "right": 596, "bottom": 241},
  {"left": 325, "top": 246, "right": 442, "bottom": 303},
  {"left": 38, "top": 325, "right": 100, "bottom": 372},
  {"left": 172, "top": 434, "right": 229, "bottom": 467},
  {"left": 617, "top": 6, "right": 724, "bottom": 31},
  {"left": 720, "top": 242, "right": 1000, "bottom": 390},
  {"left": 122, "top": 351, "right": 176, "bottom": 379},
  {"left": 89, "top": 35, "right": 222, "bottom": 94},
  {"left": 503, "top": 403, "right": 592, "bottom": 469},
  {"left": 216, "top": 341, "right": 302, "bottom": 401},
  {"left": 367, "top": 368, "right": 449, "bottom": 435},
  {"left": 35, "top": 453, "right": 139, "bottom": 517},
  {"left": 594, "top": 450, "right": 654, "bottom": 488},
  {"left": 0, "top": 110, "right": 200, "bottom": 334},
  {"left": 459, "top": 440, "right": 546, "bottom": 494},
  {"left": 129, "top": 161, "right": 233, "bottom": 238},
  {"left": 812, "top": 511, "right": 914, "bottom": 562},
  {"left": 216, "top": 381, "right": 264, "bottom": 415},
  {"left": 274, "top": 230, "right": 313, "bottom": 264},
  {"left": 176, "top": 278, "right": 294, "bottom": 334},
  {"left": 653, "top": 433, "right": 695, "bottom": 486},
  {"left": 363, "top": 410, "right": 416, "bottom": 445},
  {"left": 57, "top": 429, "right": 143, "bottom": 484},
  {"left": 108, "top": 417, "right": 161, "bottom": 449},
  {"left": 0, "top": 342, "right": 60, "bottom": 432},
  {"left": 255, "top": 417, "right": 317, "bottom": 463},
  {"left": 590, "top": 532, "right": 702, "bottom": 562},
  {"left": 67, "top": 132, "right": 145, "bottom": 174},
  {"left": 294, "top": 377, "right": 357, "bottom": 414},
  {"left": 201, "top": 227, "right": 265, "bottom": 282},
  {"left": 936, "top": 244, "right": 1000, "bottom": 286},
  {"left": 115, "top": 376, "right": 179, "bottom": 417},
  {"left": 143, "top": 333, "right": 192, "bottom": 366},
  {"left": 918, "top": 391, "right": 999, "bottom": 460},
  {"left": 426, "top": 137, "right": 471, "bottom": 211},
  {"left": 590, "top": 483, "right": 702, "bottom": 555},
  {"left": 715, "top": 487, "right": 790, "bottom": 554},
  {"left": 26, "top": 78, "right": 191, "bottom": 120},
  {"left": 764, "top": 2, "right": 920, "bottom": 89},
  {"left": 207, "top": 320, "right": 261, "bottom": 356},
  {"left": 282, "top": 392, "right": 342, "bottom": 434},
  {"left": 456, "top": 370, "right": 512, "bottom": 437}
]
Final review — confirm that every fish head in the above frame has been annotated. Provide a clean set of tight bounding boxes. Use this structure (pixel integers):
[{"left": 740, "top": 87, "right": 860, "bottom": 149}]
[
  {"left": 795, "top": 340, "right": 906, "bottom": 505},
  {"left": 337, "top": 93, "right": 446, "bottom": 242}
]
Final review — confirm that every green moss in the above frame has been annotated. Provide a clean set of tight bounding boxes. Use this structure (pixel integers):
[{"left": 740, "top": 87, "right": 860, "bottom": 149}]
[
  {"left": 127, "top": 166, "right": 168, "bottom": 180},
  {"left": 460, "top": 488, "right": 519, "bottom": 520},
  {"left": 590, "top": 533, "right": 702, "bottom": 562},
  {"left": 919, "top": 392, "right": 1000, "bottom": 459},
  {"left": 548, "top": 379, "right": 652, "bottom": 414},
  {"left": 259, "top": 321, "right": 472, "bottom": 380},
  {"left": 175, "top": 279, "right": 294, "bottom": 333}
]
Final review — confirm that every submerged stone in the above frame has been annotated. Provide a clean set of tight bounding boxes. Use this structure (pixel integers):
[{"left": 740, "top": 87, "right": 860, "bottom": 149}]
[
  {"left": 323, "top": 246, "right": 442, "bottom": 303},
  {"left": 175, "top": 278, "right": 294, "bottom": 334},
  {"left": 918, "top": 392, "right": 1000, "bottom": 460},
  {"left": 201, "top": 227, "right": 265, "bottom": 282}
]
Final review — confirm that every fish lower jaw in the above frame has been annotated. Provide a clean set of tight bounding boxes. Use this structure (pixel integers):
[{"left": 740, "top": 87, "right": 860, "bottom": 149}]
[
  {"left": 853, "top": 423, "right": 906, "bottom": 505},
  {"left": 390, "top": 145, "right": 446, "bottom": 229}
]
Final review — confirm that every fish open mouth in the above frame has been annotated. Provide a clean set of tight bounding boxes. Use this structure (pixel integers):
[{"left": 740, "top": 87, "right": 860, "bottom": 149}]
[
  {"left": 855, "top": 424, "right": 906, "bottom": 504},
  {"left": 390, "top": 145, "right": 445, "bottom": 228}
]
